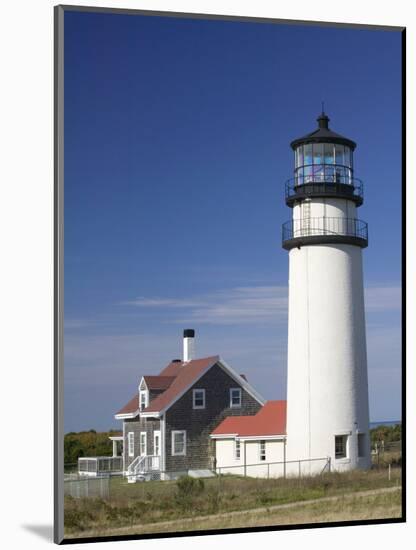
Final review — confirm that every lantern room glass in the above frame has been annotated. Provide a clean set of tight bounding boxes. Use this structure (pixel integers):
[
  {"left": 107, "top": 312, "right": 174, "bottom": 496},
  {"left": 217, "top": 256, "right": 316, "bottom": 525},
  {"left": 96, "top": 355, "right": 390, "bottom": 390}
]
[{"left": 294, "top": 143, "right": 353, "bottom": 185}]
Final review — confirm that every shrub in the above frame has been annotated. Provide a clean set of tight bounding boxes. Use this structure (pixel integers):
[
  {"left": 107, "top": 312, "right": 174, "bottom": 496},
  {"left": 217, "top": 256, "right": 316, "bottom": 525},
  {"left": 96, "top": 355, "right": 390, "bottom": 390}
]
[
  {"left": 176, "top": 476, "right": 204, "bottom": 498},
  {"left": 175, "top": 476, "right": 205, "bottom": 511}
]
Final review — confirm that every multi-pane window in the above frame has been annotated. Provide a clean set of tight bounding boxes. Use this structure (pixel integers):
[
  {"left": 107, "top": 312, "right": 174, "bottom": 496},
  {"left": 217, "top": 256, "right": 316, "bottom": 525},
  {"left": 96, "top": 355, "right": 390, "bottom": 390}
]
[
  {"left": 357, "top": 433, "right": 366, "bottom": 458},
  {"left": 335, "top": 435, "right": 348, "bottom": 459},
  {"left": 230, "top": 388, "right": 242, "bottom": 408},
  {"left": 193, "top": 389, "right": 206, "bottom": 409},
  {"left": 128, "top": 432, "right": 134, "bottom": 457},
  {"left": 172, "top": 430, "right": 186, "bottom": 456},
  {"left": 294, "top": 143, "right": 353, "bottom": 185},
  {"left": 139, "top": 390, "right": 148, "bottom": 411},
  {"left": 259, "top": 440, "right": 266, "bottom": 461},
  {"left": 235, "top": 440, "right": 241, "bottom": 460},
  {"left": 154, "top": 431, "right": 161, "bottom": 456},
  {"left": 140, "top": 432, "right": 147, "bottom": 456}
]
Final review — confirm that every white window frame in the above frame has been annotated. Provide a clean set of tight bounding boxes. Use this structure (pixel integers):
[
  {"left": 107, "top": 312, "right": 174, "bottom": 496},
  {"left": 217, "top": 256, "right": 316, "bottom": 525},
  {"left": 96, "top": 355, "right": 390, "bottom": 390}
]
[
  {"left": 140, "top": 431, "right": 147, "bottom": 456},
  {"left": 192, "top": 388, "right": 206, "bottom": 409},
  {"left": 128, "top": 432, "right": 134, "bottom": 457},
  {"left": 230, "top": 388, "right": 242, "bottom": 408},
  {"left": 139, "top": 390, "right": 148, "bottom": 411},
  {"left": 153, "top": 430, "right": 161, "bottom": 456},
  {"left": 335, "top": 434, "right": 348, "bottom": 459},
  {"left": 235, "top": 439, "right": 241, "bottom": 461},
  {"left": 259, "top": 440, "right": 266, "bottom": 461},
  {"left": 171, "top": 430, "right": 186, "bottom": 456}
]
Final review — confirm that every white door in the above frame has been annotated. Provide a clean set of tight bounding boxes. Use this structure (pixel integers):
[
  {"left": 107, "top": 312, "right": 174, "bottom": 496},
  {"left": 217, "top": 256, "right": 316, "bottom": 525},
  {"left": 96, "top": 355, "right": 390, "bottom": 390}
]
[{"left": 153, "top": 431, "right": 161, "bottom": 469}]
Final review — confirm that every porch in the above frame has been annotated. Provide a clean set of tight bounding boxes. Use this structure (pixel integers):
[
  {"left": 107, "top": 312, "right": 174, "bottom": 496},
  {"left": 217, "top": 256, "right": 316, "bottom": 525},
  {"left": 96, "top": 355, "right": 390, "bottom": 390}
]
[
  {"left": 78, "top": 434, "right": 124, "bottom": 476},
  {"left": 127, "top": 454, "right": 161, "bottom": 483},
  {"left": 78, "top": 456, "right": 123, "bottom": 477}
]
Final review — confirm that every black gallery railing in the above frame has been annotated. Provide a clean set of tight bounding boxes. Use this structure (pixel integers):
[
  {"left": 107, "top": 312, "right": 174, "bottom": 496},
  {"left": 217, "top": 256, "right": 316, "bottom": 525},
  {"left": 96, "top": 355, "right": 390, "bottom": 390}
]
[
  {"left": 285, "top": 177, "right": 364, "bottom": 203},
  {"left": 282, "top": 217, "right": 368, "bottom": 244}
]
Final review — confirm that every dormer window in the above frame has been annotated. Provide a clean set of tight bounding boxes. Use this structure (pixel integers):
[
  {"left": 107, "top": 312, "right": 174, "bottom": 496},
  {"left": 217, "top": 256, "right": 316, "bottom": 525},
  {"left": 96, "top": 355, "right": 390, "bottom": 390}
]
[
  {"left": 230, "top": 388, "right": 242, "bottom": 408},
  {"left": 193, "top": 389, "right": 206, "bottom": 409},
  {"left": 139, "top": 390, "right": 148, "bottom": 411}
]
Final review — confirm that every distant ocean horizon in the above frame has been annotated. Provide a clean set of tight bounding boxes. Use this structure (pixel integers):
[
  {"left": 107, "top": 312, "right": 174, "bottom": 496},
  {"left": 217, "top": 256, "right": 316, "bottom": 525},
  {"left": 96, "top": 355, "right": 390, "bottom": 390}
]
[{"left": 370, "top": 420, "right": 401, "bottom": 429}]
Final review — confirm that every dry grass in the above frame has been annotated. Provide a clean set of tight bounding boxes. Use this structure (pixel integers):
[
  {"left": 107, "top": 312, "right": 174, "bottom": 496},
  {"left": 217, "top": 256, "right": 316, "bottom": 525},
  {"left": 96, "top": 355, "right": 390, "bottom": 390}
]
[
  {"left": 68, "top": 487, "right": 402, "bottom": 538},
  {"left": 64, "top": 467, "right": 402, "bottom": 539}
]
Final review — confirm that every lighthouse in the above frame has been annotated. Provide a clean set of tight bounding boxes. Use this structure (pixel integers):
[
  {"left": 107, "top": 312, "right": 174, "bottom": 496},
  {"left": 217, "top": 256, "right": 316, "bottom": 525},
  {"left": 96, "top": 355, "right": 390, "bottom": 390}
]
[{"left": 283, "top": 112, "right": 371, "bottom": 473}]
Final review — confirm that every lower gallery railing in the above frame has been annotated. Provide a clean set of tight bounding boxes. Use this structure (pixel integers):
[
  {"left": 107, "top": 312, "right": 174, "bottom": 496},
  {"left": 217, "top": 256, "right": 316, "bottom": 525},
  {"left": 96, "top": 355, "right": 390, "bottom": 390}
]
[{"left": 282, "top": 217, "right": 368, "bottom": 248}]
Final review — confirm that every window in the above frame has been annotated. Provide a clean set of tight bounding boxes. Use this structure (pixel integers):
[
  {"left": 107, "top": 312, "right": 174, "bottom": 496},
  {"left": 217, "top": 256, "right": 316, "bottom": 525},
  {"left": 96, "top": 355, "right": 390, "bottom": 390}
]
[
  {"left": 312, "top": 163, "right": 324, "bottom": 182},
  {"left": 324, "top": 143, "right": 334, "bottom": 165},
  {"left": 303, "top": 165, "right": 313, "bottom": 183},
  {"left": 230, "top": 388, "right": 242, "bottom": 408},
  {"left": 140, "top": 432, "right": 147, "bottom": 456},
  {"left": 303, "top": 144, "right": 312, "bottom": 165},
  {"left": 154, "top": 431, "right": 161, "bottom": 456},
  {"left": 344, "top": 146, "right": 352, "bottom": 168},
  {"left": 313, "top": 143, "right": 323, "bottom": 165},
  {"left": 235, "top": 440, "right": 241, "bottom": 460},
  {"left": 193, "top": 389, "right": 206, "bottom": 409},
  {"left": 139, "top": 390, "right": 148, "bottom": 411},
  {"left": 128, "top": 432, "right": 134, "bottom": 457},
  {"left": 259, "top": 440, "right": 266, "bottom": 461},
  {"left": 172, "top": 430, "right": 186, "bottom": 456},
  {"left": 358, "top": 433, "right": 366, "bottom": 458},
  {"left": 295, "top": 145, "right": 304, "bottom": 168},
  {"left": 335, "top": 435, "right": 348, "bottom": 459}
]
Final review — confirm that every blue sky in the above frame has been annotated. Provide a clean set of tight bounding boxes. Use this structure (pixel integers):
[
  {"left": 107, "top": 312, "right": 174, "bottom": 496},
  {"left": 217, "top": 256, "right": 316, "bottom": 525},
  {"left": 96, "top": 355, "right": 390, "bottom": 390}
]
[{"left": 64, "top": 11, "right": 402, "bottom": 433}]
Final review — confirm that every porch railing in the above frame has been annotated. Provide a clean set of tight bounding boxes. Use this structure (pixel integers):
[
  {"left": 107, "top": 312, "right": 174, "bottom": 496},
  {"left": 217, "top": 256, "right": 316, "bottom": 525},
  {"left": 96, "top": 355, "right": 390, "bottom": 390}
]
[
  {"left": 127, "top": 455, "right": 161, "bottom": 478},
  {"left": 78, "top": 456, "right": 123, "bottom": 476}
]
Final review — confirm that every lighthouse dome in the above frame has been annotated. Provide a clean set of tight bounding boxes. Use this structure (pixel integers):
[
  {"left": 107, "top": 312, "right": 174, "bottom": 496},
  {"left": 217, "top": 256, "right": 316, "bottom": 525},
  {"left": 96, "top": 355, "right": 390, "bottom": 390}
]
[{"left": 290, "top": 112, "right": 356, "bottom": 151}]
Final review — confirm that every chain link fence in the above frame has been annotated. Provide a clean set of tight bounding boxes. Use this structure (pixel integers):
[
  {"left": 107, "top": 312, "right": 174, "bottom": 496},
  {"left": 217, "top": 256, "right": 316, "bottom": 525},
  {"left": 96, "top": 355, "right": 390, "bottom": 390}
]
[{"left": 64, "top": 445, "right": 402, "bottom": 501}]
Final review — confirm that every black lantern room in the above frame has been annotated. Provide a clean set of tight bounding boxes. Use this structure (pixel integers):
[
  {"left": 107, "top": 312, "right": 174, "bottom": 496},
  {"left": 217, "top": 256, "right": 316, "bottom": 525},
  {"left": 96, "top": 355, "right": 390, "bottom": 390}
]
[
  {"left": 282, "top": 112, "right": 368, "bottom": 250},
  {"left": 285, "top": 112, "right": 363, "bottom": 207}
]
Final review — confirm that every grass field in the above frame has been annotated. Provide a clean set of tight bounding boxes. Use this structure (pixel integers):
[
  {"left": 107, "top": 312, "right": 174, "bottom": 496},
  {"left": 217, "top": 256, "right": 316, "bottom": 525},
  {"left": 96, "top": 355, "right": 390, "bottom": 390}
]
[
  {"left": 64, "top": 466, "right": 402, "bottom": 539},
  {"left": 72, "top": 487, "right": 402, "bottom": 537}
]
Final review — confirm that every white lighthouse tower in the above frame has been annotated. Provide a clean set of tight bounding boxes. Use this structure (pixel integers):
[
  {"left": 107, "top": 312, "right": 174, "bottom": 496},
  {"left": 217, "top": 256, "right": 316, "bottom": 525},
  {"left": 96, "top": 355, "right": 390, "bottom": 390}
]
[{"left": 283, "top": 112, "right": 371, "bottom": 473}]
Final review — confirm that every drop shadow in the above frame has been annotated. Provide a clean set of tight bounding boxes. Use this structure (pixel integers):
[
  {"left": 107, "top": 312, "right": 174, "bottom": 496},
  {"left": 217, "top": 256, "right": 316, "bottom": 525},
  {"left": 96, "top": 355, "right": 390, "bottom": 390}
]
[{"left": 21, "top": 524, "right": 53, "bottom": 542}]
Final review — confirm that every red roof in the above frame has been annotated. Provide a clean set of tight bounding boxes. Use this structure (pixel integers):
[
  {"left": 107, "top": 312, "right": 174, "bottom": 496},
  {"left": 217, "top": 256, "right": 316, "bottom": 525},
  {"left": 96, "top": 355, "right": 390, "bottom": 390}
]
[
  {"left": 211, "top": 400, "right": 286, "bottom": 437},
  {"left": 159, "top": 360, "right": 184, "bottom": 377},
  {"left": 115, "top": 356, "right": 219, "bottom": 417},
  {"left": 144, "top": 356, "right": 219, "bottom": 413},
  {"left": 115, "top": 394, "right": 139, "bottom": 416},
  {"left": 143, "top": 375, "right": 176, "bottom": 390}
]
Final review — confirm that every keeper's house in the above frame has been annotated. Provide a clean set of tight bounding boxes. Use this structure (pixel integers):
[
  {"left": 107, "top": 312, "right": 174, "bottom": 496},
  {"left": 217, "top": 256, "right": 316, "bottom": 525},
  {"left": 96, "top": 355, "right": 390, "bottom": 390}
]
[
  {"left": 115, "top": 330, "right": 265, "bottom": 481},
  {"left": 210, "top": 400, "right": 287, "bottom": 478}
]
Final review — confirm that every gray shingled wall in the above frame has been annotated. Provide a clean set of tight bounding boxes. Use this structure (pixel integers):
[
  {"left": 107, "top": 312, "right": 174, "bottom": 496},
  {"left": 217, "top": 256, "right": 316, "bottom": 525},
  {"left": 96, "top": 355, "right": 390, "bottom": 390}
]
[
  {"left": 123, "top": 418, "right": 161, "bottom": 470},
  {"left": 165, "top": 363, "right": 261, "bottom": 472}
]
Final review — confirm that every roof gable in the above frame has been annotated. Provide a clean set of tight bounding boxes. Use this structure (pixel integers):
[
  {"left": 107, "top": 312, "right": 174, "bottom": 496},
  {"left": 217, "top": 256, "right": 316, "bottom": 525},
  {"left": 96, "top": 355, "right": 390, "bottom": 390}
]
[
  {"left": 115, "top": 355, "right": 266, "bottom": 419},
  {"left": 143, "top": 356, "right": 219, "bottom": 414},
  {"left": 143, "top": 375, "right": 176, "bottom": 391}
]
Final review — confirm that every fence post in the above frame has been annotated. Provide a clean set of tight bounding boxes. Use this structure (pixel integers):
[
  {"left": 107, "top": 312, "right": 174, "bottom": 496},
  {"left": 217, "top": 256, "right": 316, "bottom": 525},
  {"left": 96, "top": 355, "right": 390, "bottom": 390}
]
[
  {"left": 388, "top": 464, "right": 391, "bottom": 481},
  {"left": 268, "top": 463, "right": 270, "bottom": 479},
  {"left": 298, "top": 460, "right": 301, "bottom": 479}
]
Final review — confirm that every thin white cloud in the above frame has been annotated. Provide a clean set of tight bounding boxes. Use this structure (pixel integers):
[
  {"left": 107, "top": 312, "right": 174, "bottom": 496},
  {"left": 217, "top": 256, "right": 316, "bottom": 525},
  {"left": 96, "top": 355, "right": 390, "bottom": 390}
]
[
  {"left": 121, "top": 297, "right": 204, "bottom": 307},
  {"left": 123, "top": 286, "right": 288, "bottom": 325},
  {"left": 122, "top": 284, "right": 401, "bottom": 325}
]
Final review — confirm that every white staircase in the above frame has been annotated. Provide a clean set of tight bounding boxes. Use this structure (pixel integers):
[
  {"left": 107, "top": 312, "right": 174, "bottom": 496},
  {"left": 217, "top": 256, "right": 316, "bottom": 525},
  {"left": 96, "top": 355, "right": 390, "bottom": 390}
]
[{"left": 127, "top": 455, "right": 161, "bottom": 483}]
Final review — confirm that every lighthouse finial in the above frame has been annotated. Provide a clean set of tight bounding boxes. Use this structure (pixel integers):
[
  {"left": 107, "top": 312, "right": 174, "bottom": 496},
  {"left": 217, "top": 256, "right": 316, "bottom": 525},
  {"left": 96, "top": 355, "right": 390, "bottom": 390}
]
[{"left": 321, "top": 100, "right": 325, "bottom": 114}]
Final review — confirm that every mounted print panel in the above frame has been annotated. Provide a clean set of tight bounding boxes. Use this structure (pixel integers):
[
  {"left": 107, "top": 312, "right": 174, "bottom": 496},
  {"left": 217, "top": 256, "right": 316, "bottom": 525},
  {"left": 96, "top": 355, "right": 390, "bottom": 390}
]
[{"left": 54, "top": 5, "right": 405, "bottom": 544}]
